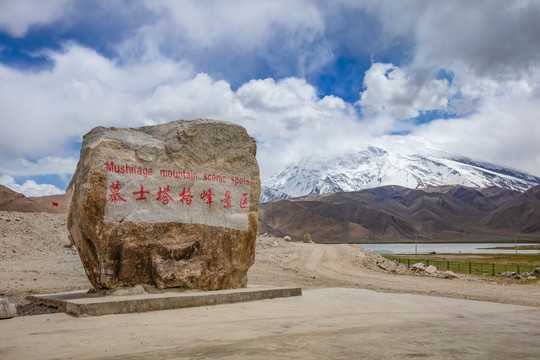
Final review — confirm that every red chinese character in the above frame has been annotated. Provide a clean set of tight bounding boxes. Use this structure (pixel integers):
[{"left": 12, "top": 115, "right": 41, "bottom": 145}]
[
  {"left": 133, "top": 184, "right": 150, "bottom": 201},
  {"left": 239, "top": 193, "right": 249, "bottom": 209},
  {"left": 108, "top": 181, "right": 126, "bottom": 204},
  {"left": 178, "top": 187, "right": 194, "bottom": 205},
  {"left": 156, "top": 185, "right": 174, "bottom": 204},
  {"left": 221, "top": 190, "right": 232, "bottom": 210},
  {"left": 200, "top": 189, "right": 214, "bottom": 208}
]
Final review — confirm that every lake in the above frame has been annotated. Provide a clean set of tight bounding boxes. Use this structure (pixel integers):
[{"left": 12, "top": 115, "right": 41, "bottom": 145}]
[{"left": 356, "top": 243, "right": 540, "bottom": 255}]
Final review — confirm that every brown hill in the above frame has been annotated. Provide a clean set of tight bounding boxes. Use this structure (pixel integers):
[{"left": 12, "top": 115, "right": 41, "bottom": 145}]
[
  {"left": 0, "top": 185, "right": 68, "bottom": 213},
  {"left": 258, "top": 185, "right": 539, "bottom": 243},
  {"left": 483, "top": 185, "right": 540, "bottom": 234}
]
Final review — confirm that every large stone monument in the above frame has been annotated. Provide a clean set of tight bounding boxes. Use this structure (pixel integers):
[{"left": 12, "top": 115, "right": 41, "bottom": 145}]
[{"left": 67, "top": 119, "right": 260, "bottom": 291}]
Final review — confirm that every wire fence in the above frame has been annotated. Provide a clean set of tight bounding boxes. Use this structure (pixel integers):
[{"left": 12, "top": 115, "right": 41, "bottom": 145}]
[{"left": 384, "top": 256, "right": 540, "bottom": 276}]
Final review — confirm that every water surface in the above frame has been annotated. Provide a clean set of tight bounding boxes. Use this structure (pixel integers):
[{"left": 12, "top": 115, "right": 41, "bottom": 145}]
[{"left": 356, "top": 243, "right": 540, "bottom": 255}]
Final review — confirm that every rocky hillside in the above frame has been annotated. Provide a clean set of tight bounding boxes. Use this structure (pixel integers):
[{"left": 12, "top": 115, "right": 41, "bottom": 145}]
[
  {"left": 258, "top": 185, "right": 540, "bottom": 243},
  {"left": 0, "top": 185, "right": 68, "bottom": 213}
]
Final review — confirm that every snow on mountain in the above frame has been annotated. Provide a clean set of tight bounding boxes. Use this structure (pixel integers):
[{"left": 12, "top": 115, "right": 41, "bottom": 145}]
[{"left": 261, "top": 147, "right": 540, "bottom": 202}]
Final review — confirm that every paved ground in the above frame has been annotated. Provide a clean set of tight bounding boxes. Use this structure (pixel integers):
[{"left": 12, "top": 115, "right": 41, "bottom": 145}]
[{"left": 1, "top": 288, "right": 539, "bottom": 359}]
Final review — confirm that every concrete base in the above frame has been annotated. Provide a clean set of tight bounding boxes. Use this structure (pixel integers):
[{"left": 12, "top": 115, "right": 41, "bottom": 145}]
[{"left": 28, "top": 286, "right": 302, "bottom": 317}]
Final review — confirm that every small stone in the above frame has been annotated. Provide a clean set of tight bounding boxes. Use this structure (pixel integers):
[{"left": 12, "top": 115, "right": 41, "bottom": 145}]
[
  {"left": 442, "top": 270, "right": 459, "bottom": 279},
  {"left": 0, "top": 297, "right": 17, "bottom": 319},
  {"left": 272, "top": 241, "right": 279, "bottom": 247},
  {"left": 283, "top": 236, "right": 291, "bottom": 242},
  {"left": 499, "top": 271, "right": 516, "bottom": 277},
  {"left": 513, "top": 275, "right": 524, "bottom": 280},
  {"left": 527, "top": 276, "right": 537, "bottom": 280},
  {"left": 303, "top": 233, "right": 313, "bottom": 243}
]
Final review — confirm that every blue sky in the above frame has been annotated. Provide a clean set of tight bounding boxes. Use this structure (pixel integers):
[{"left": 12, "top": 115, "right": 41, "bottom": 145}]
[{"left": 1, "top": 0, "right": 540, "bottom": 196}]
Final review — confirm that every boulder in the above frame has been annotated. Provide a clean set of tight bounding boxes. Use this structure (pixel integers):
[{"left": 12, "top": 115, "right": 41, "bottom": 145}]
[
  {"left": 67, "top": 119, "right": 260, "bottom": 291},
  {"left": 425, "top": 265, "right": 437, "bottom": 274},
  {"left": 532, "top": 268, "right": 540, "bottom": 277},
  {"left": 411, "top": 262, "right": 426, "bottom": 272},
  {"left": 0, "top": 297, "right": 16, "bottom": 319}
]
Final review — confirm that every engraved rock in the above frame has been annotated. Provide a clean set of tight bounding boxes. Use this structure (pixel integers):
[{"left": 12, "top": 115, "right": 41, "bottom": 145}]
[{"left": 67, "top": 119, "right": 260, "bottom": 290}]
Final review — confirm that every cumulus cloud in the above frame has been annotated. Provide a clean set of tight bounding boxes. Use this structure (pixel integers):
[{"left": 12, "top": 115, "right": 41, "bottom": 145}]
[
  {"left": 0, "top": 0, "right": 70, "bottom": 37},
  {"left": 413, "top": 1, "right": 540, "bottom": 80},
  {"left": 408, "top": 92, "right": 540, "bottom": 176},
  {"left": 358, "top": 63, "right": 449, "bottom": 120},
  {"left": 2, "top": 0, "right": 540, "bottom": 193},
  {"left": 0, "top": 42, "right": 365, "bottom": 180},
  {"left": 0, "top": 175, "right": 64, "bottom": 197},
  {"left": 113, "top": 0, "right": 331, "bottom": 84},
  {"left": 0, "top": 43, "right": 195, "bottom": 159},
  {"left": 0, "top": 156, "right": 77, "bottom": 177}
]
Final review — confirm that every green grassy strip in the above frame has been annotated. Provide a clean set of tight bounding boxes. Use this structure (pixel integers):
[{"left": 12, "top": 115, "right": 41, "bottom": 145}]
[{"left": 384, "top": 256, "right": 540, "bottom": 276}]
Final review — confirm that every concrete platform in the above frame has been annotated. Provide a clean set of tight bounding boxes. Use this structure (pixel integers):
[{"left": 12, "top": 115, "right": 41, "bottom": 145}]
[
  {"left": 28, "top": 286, "right": 302, "bottom": 317},
  {"left": 3, "top": 288, "right": 540, "bottom": 359}
]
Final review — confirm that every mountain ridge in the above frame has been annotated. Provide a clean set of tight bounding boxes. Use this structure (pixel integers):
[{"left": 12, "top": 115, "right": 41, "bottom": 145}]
[
  {"left": 0, "top": 185, "right": 68, "bottom": 213},
  {"left": 258, "top": 184, "right": 540, "bottom": 243},
  {"left": 261, "top": 147, "right": 540, "bottom": 202}
]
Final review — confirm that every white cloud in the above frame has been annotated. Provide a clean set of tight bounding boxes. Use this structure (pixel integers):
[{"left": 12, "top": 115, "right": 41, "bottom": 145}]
[
  {"left": 235, "top": 78, "right": 364, "bottom": 175},
  {"left": 2, "top": 0, "right": 540, "bottom": 183},
  {"left": 122, "top": 0, "right": 331, "bottom": 79},
  {"left": 358, "top": 63, "right": 449, "bottom": 120},
  {"left": 413, "top": 1, "right": 540, "bottom": 81},
  {"left": 143, "top": 0, "right": 323, "bottom": 50},
  {"left": 0, "top": 156, "right": 77, "bottom": 177},
  {"left": 0, "top": 43, "right": 195, "bottom": 160},
  {"left": 0, "top": 0, "right": 70, "bottom": 37},
  {"left": 408, "top": 93, "right": 540, "bottom": 177},
  {"left": 0, "top": 43, "right": 364, "bottom": 180},
  {"left": 0, "top": 175, "right": 63, "bottom": 197}
]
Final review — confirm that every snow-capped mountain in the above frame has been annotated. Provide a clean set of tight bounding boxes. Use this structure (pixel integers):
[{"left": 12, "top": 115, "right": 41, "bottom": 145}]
[{"left": 261, "top": 147, "right": 540, "bottom": 202}]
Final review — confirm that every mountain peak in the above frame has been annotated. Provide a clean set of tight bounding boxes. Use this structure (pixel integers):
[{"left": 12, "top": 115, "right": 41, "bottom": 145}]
[{"left": 261, "top": 148, "right": 540, "bottom": 202}]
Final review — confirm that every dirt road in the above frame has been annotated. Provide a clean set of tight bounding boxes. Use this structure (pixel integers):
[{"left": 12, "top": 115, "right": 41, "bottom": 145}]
[{"left": 250, "top": 237, "right": 540, "bottom": 307}]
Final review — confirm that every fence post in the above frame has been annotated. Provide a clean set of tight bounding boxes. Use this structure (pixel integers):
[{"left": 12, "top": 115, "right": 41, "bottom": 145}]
[
  {"left": 408, "top": 258, "right": 410, "bottom": 268},
  {"left": 492, "top": 263, "right": 495, "bottom": 276},
  {"left": 517, "top": 265, "right": 520, "bottom": 274},
  {"left": 447, "top": 261, "right": 450, "bottom": 270},
  {"left": 427, "top": 259, "right": 430, "bottom": 266},
  {"left": 469, "top": 262, "right": 472, "bottom": 274}
]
